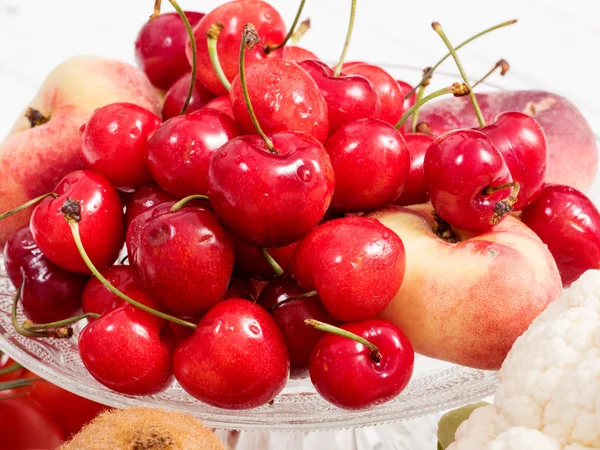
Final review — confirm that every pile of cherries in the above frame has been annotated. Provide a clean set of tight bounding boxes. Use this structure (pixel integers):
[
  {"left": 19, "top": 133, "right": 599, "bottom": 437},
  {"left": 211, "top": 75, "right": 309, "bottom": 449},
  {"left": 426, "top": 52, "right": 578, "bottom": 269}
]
[{"left": 3, "top": 0, "right": 600, "bottom": 411}]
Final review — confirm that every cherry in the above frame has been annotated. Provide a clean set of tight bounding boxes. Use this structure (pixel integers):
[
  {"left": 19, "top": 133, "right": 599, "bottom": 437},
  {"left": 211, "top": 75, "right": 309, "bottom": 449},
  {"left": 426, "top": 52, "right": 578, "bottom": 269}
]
[
  {"left": 124, "top": 182, "right": 175, "bottom": 228},
  {"left": 135, "top": 206, "right": 234, "bottom": 317},
  {"left": 81, "top": 103, "right": 162, "bottom": 191},
  {"left": 480, "top": 112, "right": 547, "bottom": 210},
  {"left": 521, "top": 184, "right": 600, "bottom": 286},
  {"left": 325, "top": 118, "right": 410, "bottom": 212},
  {"left": 394, "top": 132, "right": 434, "bottom": 206},
  {"left": 30, "top": 170, "right": 124, "bottom": 274},
  {"left": 232, "top": 234, "right": 298, "bottom": 279},
  {"left": 3, "top": 226, "right": 88, "bottom": 323},
  {"left": 308, "top": 319, "right": 414, "bottom": 409},
  {"left": 257, "top": 276, "right": 337, "bottom": 376},
  {"left": 292, "top": 216, "right": 405, "bottom": 321},
  {"left": 342, "top": 63, "right": 403, "bottom": 125},
  {"left": 162, "top": 72, "right": 215, "bottom": 121},
  {"left": 173, "top": 298, "right": 289, "bottom": 409},
  {"left": 79, "top": 289, "right": 175, "bottom": 395},
  {"left": 134, "top": 11, "right": 205, "bottom": 90},
  {"left": 397, "top": 79, "right": 417, "bottom": 113},
  {"left": 282, "top": 45, "right": 318, "bottom": 62},
  {"left": 425, "top": 130, "right": 519, "bottom": 231},
  {"left": 186, "top": 0, "right": 285, "bottom": 96},
  {"left": 230, "top": 58, "right": 329, "bottom": 143},
  {"left": 126, "top": 201, "right": 177, "bottom": 266},
  {"left": 146, "top": 109, "right": 240, "bottom": 198},
  {"left": 202, "top": 96, "right": 235, "bottom": 119}
]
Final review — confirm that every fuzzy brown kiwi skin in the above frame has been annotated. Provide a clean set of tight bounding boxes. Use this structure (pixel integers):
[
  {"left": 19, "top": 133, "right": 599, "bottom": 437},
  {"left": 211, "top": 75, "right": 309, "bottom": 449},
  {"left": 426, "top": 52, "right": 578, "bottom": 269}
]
[{"left": 59, "top": 407, "right": 225, "bottom": 450}]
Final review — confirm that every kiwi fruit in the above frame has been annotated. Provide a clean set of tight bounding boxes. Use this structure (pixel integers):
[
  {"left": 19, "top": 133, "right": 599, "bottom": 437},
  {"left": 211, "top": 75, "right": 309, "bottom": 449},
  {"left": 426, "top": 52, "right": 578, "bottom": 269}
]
[{"left": 59, "top": 407, "right": 225, "bottom": 450}]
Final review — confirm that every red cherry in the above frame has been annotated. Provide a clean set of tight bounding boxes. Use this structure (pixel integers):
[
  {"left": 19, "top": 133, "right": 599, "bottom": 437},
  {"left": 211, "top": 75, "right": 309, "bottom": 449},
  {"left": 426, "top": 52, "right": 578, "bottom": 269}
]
[
  {"left": 230, "top": 58, "right": 329, "bottom": 143},
  {"left": 521, "top": 184, "right": 600, "bottom": 286},
  {"left": 30, "top": 170, "right": 125, "bottom": 274},
  {"left": 162, "top": 72, "right": 216, "bottom": 121},
  {"left": 81, "top": 103, "right": 162, "bottom": 191},
  {"left": 173, "top": 298, "right": 289, "bottom": 409},
  {"left": 325, "top": 118, "right": 410, "bottom": 212},
  {"left": 292, "top": 217, "right": 405, "bottom": 321},
  {"left": 135, "top": 207, "right": 234, "bottom": 317},
  {"left": 342, "top": 63, "right": 403, "bottom": 125},
  {"left": 232, "top": 235, "right": 297, "bottom": 279},
  {"left": 257, "top": 276, "right": 337, "bottom": 376},
  {"left": 3, "top": 226, "right": 88, "bottom": 323},
  {"left": 135, "top": 11, "right": 205, "bottom": 90},
  {"left": 396, "top": 80, "right": 416, "bottom": 113},
  {"left": 309, "top": 319, "right": 414, "bottom": 409},
  {"left": 146, "top": 109, "right": 240, "bottom": 198},
  {"left": 394, "top": 133, "right": 434, "bottom": 206},
  {"left": 79, "top": 290, "right": 175, "bottom": 395},
  {"left": 480, "top": 111, "right": 547, "bottom": 210},
  {"left": 124, "top": 182, "right": 175, "bottom": 228},
  {"left": 186, "top": 1, "right": 285, "bottom": 96},
  {"left": 282, "top": 45, "right": 318, "bottom": 63},
  {"left": 81, "top": 265, "right": 143, "bottom": 318},
  {"left": 299, "top": 59, "right": 381, "bottom": 136},
  {"left": 424, "top": 129, "right": 516, "bottom": 231},
  {"left": 208, "top": 132, "right": 335, "bottom": 247},
  {"left": 202, "top": 96, "right": 235, "bottom": 119}
]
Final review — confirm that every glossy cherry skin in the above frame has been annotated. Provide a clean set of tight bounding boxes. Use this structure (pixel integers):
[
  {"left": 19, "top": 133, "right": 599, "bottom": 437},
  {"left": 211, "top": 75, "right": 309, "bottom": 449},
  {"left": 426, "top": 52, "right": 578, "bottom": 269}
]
[
  {"left": 124, "top": 182, "right": 175, "bottom": 228},
  {"left": 257, "top": 276, "right": 337, "bottom": 377},
  {"left": 186, "top": 0, "right": 285, "bottom": 96},
  {"left": 162, "top": 72, "right": 216, "bottom": 121},
  {"left": 325, "top": 118, "right": 410, "bottom": 212},
  {"left": 394, "top": 133, "right": 434, "bottom": 206},
  {"left": 521, "top": 184, "right": 600, "bottom": 286},
  {"left": 424, "top": 129, "right": 514, "bottom": 231},
  {"left": 3, "top": 226, "right": 88, "bottom": 323},
  {"left": 79, "top": 290, "right": 175, "bottom": 395},
  {"left": 136, "top": 207, "right": 234, "bottom": 317},
  {"left": 480, "top": 111, "right": 547, "bottom": 210},
  {"left": 342, "top": 63, "right": 403, "bottom": 125},
  {"left": 208, "top": 132, "right": 335, "bottom": 248},
  {"left": 135, "top": 11, "right": 205, "bottom": 90},
  {"left": 147, "top": 109, "right": 240, "bottom": 199},
  {"left": 173, "top": 298, "right": 289, "bottom": 409},
  {"left": 81, "top": 103, "right": 161, "bottom": 191},
  {"left": 202, "top": 96, "right": 235, "bottom": 120},
  {"left": 230, "top": 58, "right": 329, "bottom": 143},
  {"left": 231, "top": 233, "right": 298, "bottom": 279},
  {"left": 396, "top": 80, "right": 416, "bottom": 113},
  {"left": 298, "top": 59, "right": 381, "bottom": 136},
  {"left": 282, "top": 45, "right": 318, "bottom": 63},
  {"left": 292, "top": 217, "right": 406, "bottom": 321},
  {"left": 309, "top": 319, "right": 414, "bottom": 409},
  {"left": 30, "top": 170, "right": 125, "bottom": 274}
]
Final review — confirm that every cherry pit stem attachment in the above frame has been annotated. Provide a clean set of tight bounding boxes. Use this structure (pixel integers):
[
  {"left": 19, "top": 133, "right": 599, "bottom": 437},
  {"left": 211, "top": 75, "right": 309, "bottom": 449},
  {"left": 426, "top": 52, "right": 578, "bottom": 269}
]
[
  {"left": 472, "top": 59, "right": 509, "bottom": 89},
  {"left": 485, "top": 181, "right": 520, "bottom": 225},
  {"left": 0, "top": 192, "right": 57, "bottom": 222},
  {"left": 332, "top": 0, "right": 357, "bottom": 77},
  {"left": 207, "top": 23, "right": 232, "bottom": 92},
  {"left": 265, "top": 0, "right": 307, "bottom": 53},
  {"left": 170, "top": 194, "right": 210, "bottom": 212},
  {"left": 259, "top": 248, "right": 285, "bottom": 277}
]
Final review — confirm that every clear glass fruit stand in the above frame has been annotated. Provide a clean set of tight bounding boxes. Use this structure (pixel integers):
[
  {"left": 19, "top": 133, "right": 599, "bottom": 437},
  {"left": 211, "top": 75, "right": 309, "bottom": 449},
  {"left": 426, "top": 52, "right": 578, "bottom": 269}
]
[{"left": 0, "top": 66, "right": 596, "bottom": 450}]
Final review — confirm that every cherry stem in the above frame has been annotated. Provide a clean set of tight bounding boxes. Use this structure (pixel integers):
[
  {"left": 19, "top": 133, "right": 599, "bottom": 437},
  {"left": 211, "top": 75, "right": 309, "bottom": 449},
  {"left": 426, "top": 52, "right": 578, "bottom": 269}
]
[
  {"left": 333, "top": 0, "right": 357, "bottom": 77},
  {"left": 291, "top": 18, "right": 311, "bottom": 45},
  {"left": 484, "top": 181, "right": 520, "bottom": 225},
  {"left": 432, "top": 22, "right": 486, "bottom": 127},
  {"left": 0, "top": 379, "right": 40, "bottom": 393},
  {"left": 411, "top": 85, "right": 426, "bottom": 133},
  {"left": 472, "top": 59, "right": 509, "bottom": 89},
  {"left": 268, "top": 290, "right": 318, "bottom": 312},
  {"left": 207, "top": 23, "right": 232, "bottom": 92},
  {"left": 0, "top": 192, "right": 57, "bottom": 222},
  {"left": 170, "top": 194, "right": 210, "bottom": 212},
  {"left": 259, "top": 248, "right": 284, "bottom": 276},
  {"left": 25, "top": 107, "right": 50, "bottom": 128},
  {"left": 395, "top": 83, "right": 469, "bottom": 129},
  {"left": 0, "top": 363, "right": 22, "bottom": 378},
  {"left": 62, "top": 201, "right": 198, "bottom": 330},
  {"left": 305, "top": 319, "right": 382, "bottom": 362},
  {"left": 23, "top": 312, "right": 100, "bottom": 332},
  {"left": 265, "top": 0, "right": 307, "bottom": 53},
  {"left": 240, "top": 24, "right": 277, "bottom": 154},
  {"left": 405, "top": 20, "right": 517, "bottom": 99}
]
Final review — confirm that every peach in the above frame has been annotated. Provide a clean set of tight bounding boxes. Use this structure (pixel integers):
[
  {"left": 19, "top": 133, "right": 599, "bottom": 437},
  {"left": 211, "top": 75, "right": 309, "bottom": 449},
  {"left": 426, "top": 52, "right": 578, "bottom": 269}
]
[
  {"left": 0, "top": 56, "right": 160, "bottom": 245},
  {"left": 411, "top": 91, "right": 598, "bottom": 192},
  {"left": 368, "top": 204, "right": 562, "bottom": 370}
]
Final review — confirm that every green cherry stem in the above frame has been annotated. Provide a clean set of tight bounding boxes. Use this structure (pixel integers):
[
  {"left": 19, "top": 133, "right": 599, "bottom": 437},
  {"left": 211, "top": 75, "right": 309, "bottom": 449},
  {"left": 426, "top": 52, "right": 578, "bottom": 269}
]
[
  {"left": 265, "top": 0, "right": 307, "bottom": 53},
  {"left": 472, "top": 59, "right": 509, "bottom": 89},
  {"left": 395, "top": 83, "right": 470, "bottom": 129},
  {"left": 432, "top": 22, "right": 485, "bottom": 127},
  {"left": 305, "top": 319, "right": 382, "bottom": 362},
  {"left": 0, "top": 363, "right": 23, "bottom": 378},
  {"left": 259, "top": 248, "right": 284, "bottom": 276},
  {"left": 404, "top": 19, "right": 517, "bottom": 99},
  {"left": 267, "top": 290, "right": 318, "bottom": 312},
  {"left": 23, "top": 312, "right": 100, "bottom": 332},
  {"left": 206, "top": 23, "right": 231, "bottom": 92},
  {"left": 0, "top": 379, "right": 40, "bottom": 393},
  {"left": 332, "top": 0, "right": 357, "bottom": 77},
  {"left": 411, "top": 85, "right": 426, "bottom": 133},
  {"left": 11, "top": 285, "right": 72, "bottom": 339},
  {"left": 170, "top": 194, "right": 210, "bottom": 212},
  {"left": 62, "top": 200, "right": 197, "bottom": 330},
  {"left": 0, "top": 192, "right": 57, "bottom": 222},
  {"left": 291, "top": 17, "right": 311, "bottom": 45}
]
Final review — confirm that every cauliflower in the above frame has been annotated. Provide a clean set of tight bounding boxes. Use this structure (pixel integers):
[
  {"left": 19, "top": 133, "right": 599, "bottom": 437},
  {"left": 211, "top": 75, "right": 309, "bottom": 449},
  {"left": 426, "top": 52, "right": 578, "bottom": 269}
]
[{"left": 445, "top": 270, "right": 600, "bottom": 450}]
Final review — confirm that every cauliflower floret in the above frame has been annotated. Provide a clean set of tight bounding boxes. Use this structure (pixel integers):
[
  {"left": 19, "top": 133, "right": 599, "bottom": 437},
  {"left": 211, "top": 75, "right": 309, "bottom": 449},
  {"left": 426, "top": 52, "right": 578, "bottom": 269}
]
[
  {"left": 485, "top": 427, "right": 561, "bottom": 450},
  {"left": 447, "top": 405, "right": 497, "bottom": 450}
]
